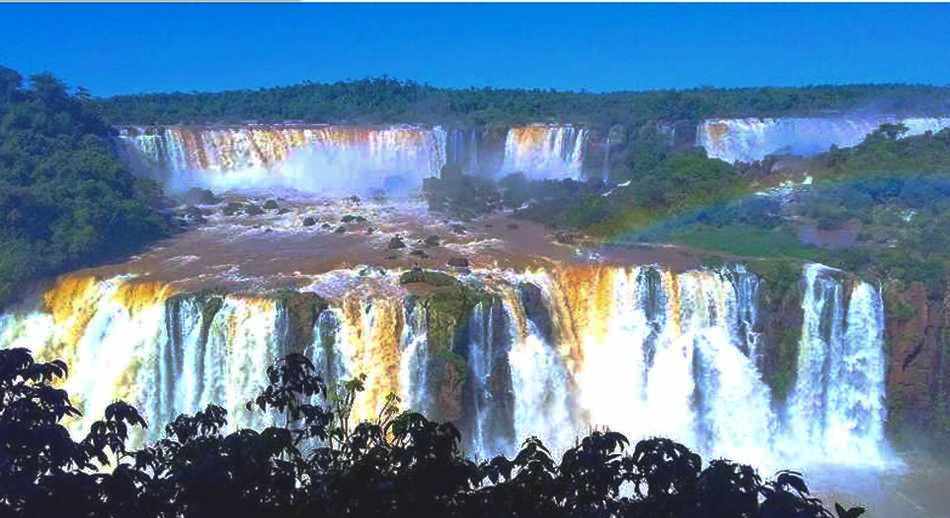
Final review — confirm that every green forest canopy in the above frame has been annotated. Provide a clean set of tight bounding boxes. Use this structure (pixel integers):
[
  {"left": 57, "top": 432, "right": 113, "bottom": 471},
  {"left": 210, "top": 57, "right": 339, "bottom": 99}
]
[
  {"left": 98, "top": 77, "right": 950, "bottom": 127},
  {"left": 0, "top": 66, "right": 168, "bottom": 305}
]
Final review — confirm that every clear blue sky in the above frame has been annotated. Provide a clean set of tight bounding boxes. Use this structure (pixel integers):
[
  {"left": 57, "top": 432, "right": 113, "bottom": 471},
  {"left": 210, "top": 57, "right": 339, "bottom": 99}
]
[{"left": 2, "top": 3, "right": 949, "bottom": 97}]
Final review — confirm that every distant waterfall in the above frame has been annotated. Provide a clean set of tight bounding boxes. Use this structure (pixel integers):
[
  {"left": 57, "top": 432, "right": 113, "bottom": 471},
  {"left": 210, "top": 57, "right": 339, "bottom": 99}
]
[
  {"left": 118, "top": 125, "right": 450, "bottom": 194},
  {"left": 0, "top": 262, "right": 890, "bottom": 469},
  {"left": 501, "top": 125, "right": 589, "bottom": 180},
  {"left": 697, "top": 116, "right": 950, "bottom": 163}
]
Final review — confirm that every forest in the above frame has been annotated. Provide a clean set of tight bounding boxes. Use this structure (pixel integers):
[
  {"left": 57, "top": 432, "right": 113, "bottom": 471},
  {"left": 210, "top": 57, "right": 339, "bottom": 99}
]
[
  {"left": 98, "top": 77, "right": 950, "bottom": 128},
  {"left": 0, "top": 347, "right": 867, "bottom": 518},
  {"left": 0, "top": 66, "right": 169, "bottom": 306}
]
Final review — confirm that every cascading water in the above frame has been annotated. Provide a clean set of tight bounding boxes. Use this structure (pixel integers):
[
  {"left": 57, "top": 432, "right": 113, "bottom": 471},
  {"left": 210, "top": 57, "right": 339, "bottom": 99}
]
[
  {"left": 118, "top": 125, "right": 450, "bottom": 194},
  {"left": 697, "top": 116, "right": 950, "bottom": 163},
  {"left": 0, "top": 262, "right": 891, "bottom": 470},
  {"left": 782, "top": 264, "right": 888, "bottom": 466},
  {"left": 501, "top": 125, "right": 589, "bottom": 180}
]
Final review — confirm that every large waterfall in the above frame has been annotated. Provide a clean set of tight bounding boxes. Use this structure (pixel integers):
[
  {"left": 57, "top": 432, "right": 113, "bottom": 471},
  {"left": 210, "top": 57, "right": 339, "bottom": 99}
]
[
  {"left": 697, "top": 116, "right": 950, "bottom": 163},
  {"left": 0, "top": 263, "right": 889, "bottom": 470},
  {"left": 118, "top": 123, "right": 591, "bottom": 190},
  {"left": 500, "top": 125, "right": 589, "bottom": 180},
  {"left": 118, "top": 125, "right": 450, "bottom": 193}
]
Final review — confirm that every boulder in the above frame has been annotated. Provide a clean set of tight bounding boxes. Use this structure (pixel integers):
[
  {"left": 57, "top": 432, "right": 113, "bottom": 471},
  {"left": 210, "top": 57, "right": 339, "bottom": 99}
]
[
  {"left": 244, "top": 204, "right": 264, "bottom": 216},
  {"left": 263, "top": 199, "right": 279, "bottom": 210},
  {"left": 423, "top": 235, "right": 441, "bottom": 247},
  {"left": 450, "top": 223, "right": 467, "bottom": 234},
  {"left": 447, "top": 257, "right": 469, "bottom": 268},
  {"left": 181, "top": 205, "right": 207, "bottom": 224},
  {"left": 223, "top": 202, "right": 244, "bottom": 216},
  {"left": 410, "top": 249, "right": 430, "bottom": 259},
  {"left": 302, "top": 217, "right": 317, "bottom": 227},
  {"left": 388, "top": 237, "right": 407, "bottom": 250},
  {"left": 180, "top": 187, "right": 220, "bottom": 206},
  {"left": 341, "top": 214, "right": 368, "bottom": 224},
  {"left": 334, "top": 226, "right": 346, "bottom": 234}
]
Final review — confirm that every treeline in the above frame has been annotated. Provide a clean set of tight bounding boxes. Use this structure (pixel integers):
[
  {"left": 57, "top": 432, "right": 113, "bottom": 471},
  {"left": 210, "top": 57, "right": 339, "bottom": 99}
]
[
  {"left": 98, "top": 77, "right": 950, "bottom": 127},
  {"left": 0, "top": 66, "right": 168, "bottom": 305},
  {"left": 0, "top": 347, "right": 866, "bottom": 518}
]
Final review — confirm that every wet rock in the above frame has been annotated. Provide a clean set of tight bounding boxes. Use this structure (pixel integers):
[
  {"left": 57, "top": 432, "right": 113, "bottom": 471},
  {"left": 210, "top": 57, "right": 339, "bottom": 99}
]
[
  {"left": 302, "top": 217, "right": 317, "bottom": 227},
  {"left": 341, "top": 214, "right": 368, "bottom": 224},
  {"left": 277, "top": 208, "right": 291, "bottom": 215},
  {"left": 347, "top": 195, "right": 361, "bottom": 204},
  {"left": 385, "top": 254, "right": 399, "bottom": 260},
  {"left": 450, "top": 223, "right": 467, "bottom": 234},
  {"left": 321, "top": 223, "right": 332, "bottom": 230},
  {"left": 273, "top": 291, "right": 329, "bottom": 353},
  {"left": 554, "top": 231, "right": 580, "bottom": 245},
  {"left": 366, "top": 227, "right": 376, "bottom": 234},
  {"left": 410, "top": 249, "right": 430, "bottom": 259},
  {"left": 518, "top": 282, "right": 554, "bottom": 344},
  {"left": 263, "top": 199, "right": 279, "bottom": 210},
  {"left": 399, "top": 268, "right": 459, "bottom": 287},
  {"left": 222, "top": 202, "right": 244, "bottom": 216},
  {"left": 334, "top": 226, "right": 346, "bottom": 234},
  {"left": 447, "top": 257, "right": 469, "bottom": 269},
  {"left": 181, "top": 205, "right": 207, "bottom": 224},
  {"left": 244, "top": 204, "right": 264, "bottom": 216},
  {"left": 359, "top": 265, "right": 387, "bottom": 277},
  {"left": 180, "top": 187, "right": 220, "bottom": 206},
  {"left": 388, "top": 237, "right": 407, "bottom": 249},
  {"left": 424, "top": 235, "right": 441, "bottom": 247}
]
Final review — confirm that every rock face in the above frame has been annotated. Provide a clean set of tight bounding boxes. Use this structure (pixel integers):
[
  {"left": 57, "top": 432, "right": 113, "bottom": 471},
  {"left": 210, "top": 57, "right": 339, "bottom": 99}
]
[
  {"left": 884, "top": 281, "right": 950, "bottom": 443},
  {"left": 402, "top": 270, "right": 490, "bottom": 423},
  {"left": 276, "top": 291, "right": 329, "bottom": 353}
]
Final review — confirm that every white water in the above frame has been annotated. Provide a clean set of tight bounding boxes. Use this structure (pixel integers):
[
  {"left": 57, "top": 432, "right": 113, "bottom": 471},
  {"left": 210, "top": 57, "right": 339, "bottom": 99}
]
[
  {"left": 118, "top": 125, "right": 450, "bottom": 194},
  {"left": 501, "top": 125, "right": 589, "bottom": 180},
  {"left": 0, "top": 263, "right": 891, "bottom": 472},
  {"left": 698, "top": 116, "right": 950, "bottom": 163}
]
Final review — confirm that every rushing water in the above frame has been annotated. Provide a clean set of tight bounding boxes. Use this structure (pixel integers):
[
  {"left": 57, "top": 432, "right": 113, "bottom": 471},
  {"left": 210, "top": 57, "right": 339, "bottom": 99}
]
[
  {"left": 697, "top": 116, "right": 950, "bottom": 163},
  {"left": 118, "top": 123, "right": 590, "bottom": 190},
  {"left": 0, "top": 262, "right": 891, "bottom": 475}
]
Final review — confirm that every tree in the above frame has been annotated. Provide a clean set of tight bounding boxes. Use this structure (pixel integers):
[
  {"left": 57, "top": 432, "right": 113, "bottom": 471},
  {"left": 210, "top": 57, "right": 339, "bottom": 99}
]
[{"left": 0, "top": 347, "right": 868, "bottom": 518}]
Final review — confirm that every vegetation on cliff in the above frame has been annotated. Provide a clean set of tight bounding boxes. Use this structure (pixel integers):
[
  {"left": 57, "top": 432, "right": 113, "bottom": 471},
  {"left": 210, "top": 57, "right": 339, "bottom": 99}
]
[
  {"left": 0, "top": 66, "right": 168, "bottom": 306},
  {"left": 98, "top": 77, "right": 950, "bottom": 127},
  {"left": 0, "top": 347, "right": 866, "bottom": 518}
]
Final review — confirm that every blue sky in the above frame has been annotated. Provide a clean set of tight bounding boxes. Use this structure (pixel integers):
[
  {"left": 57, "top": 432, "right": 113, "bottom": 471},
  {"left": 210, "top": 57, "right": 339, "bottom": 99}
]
[{"left": 1, "top": 3, "right": 949, "bottom": 97}]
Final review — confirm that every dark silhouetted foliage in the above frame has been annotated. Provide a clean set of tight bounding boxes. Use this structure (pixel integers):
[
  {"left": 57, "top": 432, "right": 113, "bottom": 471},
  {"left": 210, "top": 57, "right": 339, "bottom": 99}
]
[{"left": 0, "top": 347, "right": 866, "bottom": 518}]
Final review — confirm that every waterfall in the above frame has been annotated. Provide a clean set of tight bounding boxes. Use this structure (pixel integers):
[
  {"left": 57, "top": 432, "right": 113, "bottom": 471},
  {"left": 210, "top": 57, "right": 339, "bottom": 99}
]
[
  {"left": 118, "top": 125, "right": 450, "bottom": 194},
  {"left": 697, "top": 116, "right": 950, "bottom": 163},
  {"left": 442, "top": 127, "right": 480, "bottom": 176},
  {"left": 501, "top": 125, "right": 589, "bottom": 180},
  {"left": 399, "top": 301, "right": 430, "bottom": 415},
  {"left": 783, "top": 264, "right": 888, "bottom": 466},
  {"left": 466, "top": 300, "right": 515, "bottom": 459},
  {"left": 0, "top": 264, "right": 891, "bottom": 469}
]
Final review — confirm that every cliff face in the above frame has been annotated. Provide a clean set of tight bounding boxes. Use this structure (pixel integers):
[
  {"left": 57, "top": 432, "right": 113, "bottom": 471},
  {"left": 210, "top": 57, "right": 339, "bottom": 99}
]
[{"left": 884, "top": 281, "right": 950, "bottom": 443}]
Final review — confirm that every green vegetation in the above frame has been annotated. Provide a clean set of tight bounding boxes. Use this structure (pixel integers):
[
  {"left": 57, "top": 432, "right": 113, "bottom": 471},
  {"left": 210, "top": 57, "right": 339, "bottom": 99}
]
[
  {"left": 99, "top": 77, "right": 950, "bottom": 127},
  {"left": 0, "top": 66, "right": 168, "bottom": 305}
]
